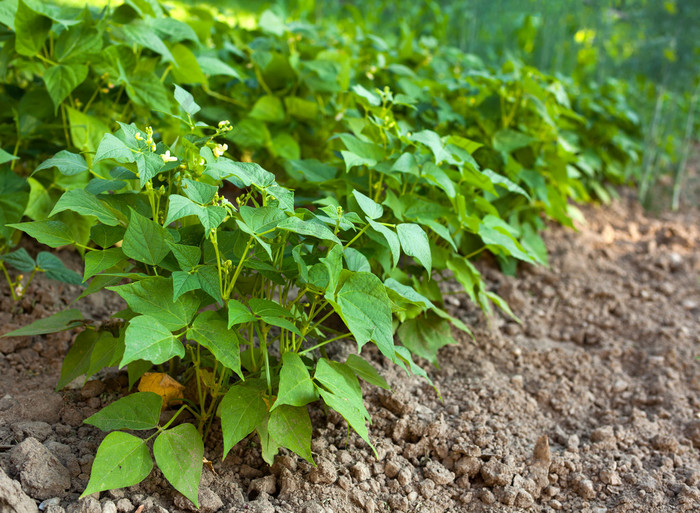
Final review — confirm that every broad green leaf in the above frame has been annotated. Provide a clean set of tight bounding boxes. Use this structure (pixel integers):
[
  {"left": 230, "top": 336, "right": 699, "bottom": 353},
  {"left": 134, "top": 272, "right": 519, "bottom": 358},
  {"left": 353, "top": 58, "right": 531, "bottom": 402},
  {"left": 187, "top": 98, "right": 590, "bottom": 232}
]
[
  {"left": 343, "top": 247, "right": 371, "bottom": 273},
  {"left": 368, "top": 219, "right": 400, "bottom": 268},
  {"left": 227, "top": 300, "right": 255, "bottom": 327},
  {"left": 483, "top": 169, "right": 531, "bottom": 199},
  {"left": 286, "top": 159, "right": 336, "bottom": 182},
  {"left": 478, "top": 216, "right": 534, "bottom": 263},
  {"left": 86, "top": 331, "right": 124, "bottom": 378},
  {"left": 277, "top": 216, "right": 341, "bottom": 245},
  {"left": 94, "top": 134, "right": 135, "bottom": 164},
  {"left": 352, "top": 84, "right": 381, "bottom": 106},
  {"left": 190, "top": 312, "right": 243, "bottom": 379},
  {"left": 422, "top": 162, "right": 456, "bottom": 198},
  {"left": 172, "top": 271, "right": 200, "bottom": 301},
  {"left": 33, "top": 151, "right": 88, "bottom": 176},
  {"left": 121, "top": 20, "right": 174, "bottom": 62},
  {"left": 256, "top": 414, "right": 278, "bottom": 465},
  {"left": 345, "top": 354, "right": 390, "bottom": 390},
  {"left": 317, "top": 387, "right": 374, "bottom": 454},
  {"left": 36, "top": 252, "right": 82, "bottom": 284},
  {"left": 168, "top": 243, "right": 200, "bottom": 271},
  {"left": 81, "top": 432, "right": 152, "bottom": 497},
  {"left": 329, "top": 272, "right": 394, "bottom": 360},
  {"left": 249, "top": 95, "right": 285, "bottom": 122},
  {"left": 396, "top": 223, "right": 431, "bottom": 273},
  {"left": 207, "top": 160, "right": 275, "bottom": 188},
  {"left": 383, "top": 278, "right": 435, "bottom": 309},
  {"left": 320, "top": 244, "right": 343, "bottom": 296},
  {"left": 123, "top": 209, "right": 172, "bottom": 265},
  {"left": 56, "top": 330, "right": 96, "bottom": 390},
  {"left": 249, "top": 298, "right": 294, "bottom": 319},
  {"left": 108, "top": 277, "right": 198, "bottom": 331},
  {"left": 391, "top": 153, "right": 420, "bottom": 176},
  {"left": 165, "top": 194, "right": 201, "bottom": 225},
  {"left": 268, "top": 405, "right": 313, "bottom": 463},
  {"left": 181, "top": 178, "right": 216, "bottom": 204},
  {"left": 411, "top": 130, "right": 451, "bottom": 163},
  {"left": 43, "top": 64, "right": 88, "bottom": 112},
  {"left": 220, "top": 381, "right": 268, "bottom": 459},
  {"left": 397, "top": 314, "right": 457, "bottom": 367},
  {"left": 90, "top": 224, "right": 126, "bottom": 249},
  {"left": 84, "top": 392, "right": 162, "bottom": 431},
  {"left": 352, "top": 190, "right": 383, "bottom": 220},
  {"left": 9, "top": 220, "right": 74, "bottom": 247},
  {"left": 197, "top": 56, "right": 241, "bottom": 78},
  {"left": 171, "top": 44, "right": 207, "bottom": 85},
  {"left": 272, "top": 353, "right": 317, "bottom": 410},
  {"left": 154, "top": 424, "right": 203, "bottom": 507},
  {"left": 50, "top": 190, "right": 119, "bottom": 226},
  {"left": 339, "top": 134, "right": 384, "bottom": 162},
  {"left": 394, "top": 345, "right": 436, "bottom": 391},
  {"left": 0, "top": 148, "right": 18, "bottom": 165},
  {"left": 1, "top": 309, "right": 82, "bottom": 338},
  {"left": 14, "top": 0, "right": 52, "bottom": 56},
  {"left": 121, "top": 315, "right": 184, "bottom": 367},
  {"left": 84, "top": 248, "right": 126, "bottom": 281},
  {"left": 492, "top": 129, "right": 535, "bottom": 153},
  {"left": 2, "top": 248, "right": 35, "bottom": 272},
  {"left": 173, "top": 85, "right": 201, "bottom": 116},
  {"left": 239, "top": 205, "right": 286, "bottom": 234}
]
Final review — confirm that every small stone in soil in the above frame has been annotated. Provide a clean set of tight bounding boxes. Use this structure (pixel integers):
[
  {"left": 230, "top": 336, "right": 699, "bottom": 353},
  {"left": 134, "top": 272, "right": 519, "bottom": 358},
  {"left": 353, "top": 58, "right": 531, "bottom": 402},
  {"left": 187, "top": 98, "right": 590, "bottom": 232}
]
[{"left": 11, "top": 437, "right": 71, "bottom": 500}]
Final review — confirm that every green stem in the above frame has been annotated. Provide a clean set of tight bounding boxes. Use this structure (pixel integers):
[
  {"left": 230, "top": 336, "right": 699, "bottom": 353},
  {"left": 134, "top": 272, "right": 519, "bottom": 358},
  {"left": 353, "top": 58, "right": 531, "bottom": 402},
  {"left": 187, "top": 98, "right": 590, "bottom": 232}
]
[
  {"left": 224, "top": 237, "right": 254, "bottom": 299},
  {"left": 300, "top": 333, "right": 352, "bottom": 355},
  {"left": 344, "top": 224, "right": 370, "bottom": 249}
]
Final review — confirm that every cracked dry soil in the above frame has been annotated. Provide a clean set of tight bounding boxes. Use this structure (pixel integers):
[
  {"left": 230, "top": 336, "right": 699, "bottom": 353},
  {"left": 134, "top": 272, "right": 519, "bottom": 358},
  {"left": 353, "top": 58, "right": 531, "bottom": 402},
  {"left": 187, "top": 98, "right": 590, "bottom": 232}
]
[{"left": 1, "top": 190, "right": 699, "bottom": 513}]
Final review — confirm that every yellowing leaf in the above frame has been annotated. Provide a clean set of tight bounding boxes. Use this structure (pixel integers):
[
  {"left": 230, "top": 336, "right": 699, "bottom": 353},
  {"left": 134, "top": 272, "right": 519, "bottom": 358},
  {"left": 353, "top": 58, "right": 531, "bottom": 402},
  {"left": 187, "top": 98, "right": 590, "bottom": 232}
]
[{"left": 137, "top": 372, "right": 185, "bottom": 409}]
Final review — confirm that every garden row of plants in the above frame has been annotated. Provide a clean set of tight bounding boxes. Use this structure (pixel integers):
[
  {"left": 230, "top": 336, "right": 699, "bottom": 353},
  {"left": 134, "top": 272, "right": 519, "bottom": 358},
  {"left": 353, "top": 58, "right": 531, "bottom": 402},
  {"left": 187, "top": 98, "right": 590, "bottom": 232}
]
[{"left": 0, "top": 0, "right": 642, "bottom": 505}]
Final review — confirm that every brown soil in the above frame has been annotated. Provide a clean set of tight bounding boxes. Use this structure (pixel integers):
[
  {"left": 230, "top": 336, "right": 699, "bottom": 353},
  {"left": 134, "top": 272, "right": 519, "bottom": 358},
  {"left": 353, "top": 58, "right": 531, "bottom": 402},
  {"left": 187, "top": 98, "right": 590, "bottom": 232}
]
[{"left": 1, "top": 191, "right": 699, "bottom": 513}]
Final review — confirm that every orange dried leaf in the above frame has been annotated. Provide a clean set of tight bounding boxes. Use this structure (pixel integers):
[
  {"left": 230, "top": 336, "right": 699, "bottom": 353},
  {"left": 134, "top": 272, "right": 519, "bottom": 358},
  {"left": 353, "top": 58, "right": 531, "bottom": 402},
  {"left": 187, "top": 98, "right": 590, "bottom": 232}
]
[{"left": 137, "top": 372, "right": 185, "bottom": 410}]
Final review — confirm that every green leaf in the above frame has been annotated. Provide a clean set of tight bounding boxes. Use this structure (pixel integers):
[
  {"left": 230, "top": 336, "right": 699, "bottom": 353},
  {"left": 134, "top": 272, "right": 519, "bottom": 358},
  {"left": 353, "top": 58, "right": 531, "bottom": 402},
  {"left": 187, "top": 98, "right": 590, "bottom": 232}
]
[
  {"left": 197, "top": 55, "right": 241, "bottom": 78},
  {"left": 277, "top": 216, "right": 341, "bottom": 245},
  {"left": 90, "top": 224, "right": 126, "bottom": 249},
  {"left": 181, "top": 178, "right": 216, "bottom": 204},
  {"left": 190, "top": 312, "right": 243, "bottom": 379},
  {"left": 492, "top": 129, "right": 535, "bottom": 153},
  {"left": 14, "top": 0, "right": 52, "bottom": 56},
  {"left": 239, "top": 205, "right": 286, "bottom": 234},
  {"left": 33, "top": 151, "right": 89, "bottom": 176},
  {"left": 249, "top": 95, "right": 285, "bottom": 122},
  {"left": 383, "top": 278, "right": 435, "bottom": 309},
  {"left": 86, "top": 331, "right": 124, "bottom": 378},
  {"left": 84, "top": 248, "right": 126, "bottom": 281},
  {"left": 227, "top": 300, "right": 255, "bottom": 327},
  {"left": 411, "top": 130, "right": 451, "bottom": 163},
  {"left": 1, "top": 309, "right": 82, "bottom": 338},
  {"left": 272, "top": 352, "right": 317, "bottom": 410},
  {"left": 396, "top": 223, "right": 431, "bottom": 273},
  {"left": 94, "top": 134, "right": 135, "bottom": 164},
  {"left": 81, "top": 432, "right": 153, "bottom": 498},
  {"left": 329, "top": 272, "right": 394, "bottom": 360},
  {"left": 220, "top": 380, "right": 268, "bottom": 459},
  {"left": 171, "top": 44, "right": 207, "bottom": 85},
  {"left": 352, "top": 190, "right": 383, "bottom": 220},
  {"left": 207, "top": 160, "right": 275, "bottom": 188},
  {"left": 367, "top": 219, "right": 400, "bottom": 268},
  {"left": 345, "top": 354, "right": 390, "bottom": 390},
  {"left": 43, "top": 64, "right": 88, "bottom": 112},
  {"left": 84, "top": 392, "right": 162, "bottom": 431},
  {"left": 9, "top": 220, "right": 74, "bottom": 247},
  {"left": 320, "top": 244, "right": 343, "bottom": 296},
  {"left": 256, "top": 414, "right": 278, "bottom": 465},
  {"left": 123, "top": 209, "right": 172, "bottom": 265},
  {"left": 268, "top": 405, "right": 313, "bottom": 463},
  {"left": 165, "top": 194, "right": 200, "bottom": 225},
  {"left": 121, "top": 20, "right": 173, "bottom": 62},
  {"left": 478, "top": 215, "right": 534, "bottom": 263},
  {"left": 121, "top": 315, "right": 184, "bottom": 367},
  {"left": 0, "top": 148, "right": 18, "bottom": 165},
  {"left": 173, "top": 85, "right": 201, "bottom": 116},
  {"left": 108, "top": 277, "right": 198, "bottom": 331},
  {"left": 168, "top": 243, "right": 200, "bottom": 271},
  {"left": 56, "top": 330, "right": 96, "bottom": 390},
  {"left": 314, "top": 359, "right": 374, "bottom": 453},
  {"left": 2, "top": 248, "right": 35, "bottom": 272},
  {"left": 343, "top": 247, "right": 370, "bottom": 273},
  {"left": 172, "top": 271, "right": 200, "bottom": 301},
  {"left": 36, "top": 252, "right": 82, "bottom": 284},
  {"left": 154, "top": 424, "right": 203, "bottom": 508},
  {"left": 249, "top": 298, "right": 293, "bottom": 319},
  {"left": 50, "top": 190, "right": 120, "bottom": 226},
  {"left": 397, "top": 314, "right": 457, "bottom": 367}
]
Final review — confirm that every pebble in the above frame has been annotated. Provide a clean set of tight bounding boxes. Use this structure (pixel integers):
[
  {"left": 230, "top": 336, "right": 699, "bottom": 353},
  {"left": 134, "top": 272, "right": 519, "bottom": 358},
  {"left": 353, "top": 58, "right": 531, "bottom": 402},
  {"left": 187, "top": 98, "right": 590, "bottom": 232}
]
[
  {"left": 352, "top": 462, "right": 371, "bottom": 482},
  {"left": 11, "top": 437, "right": 71, "bottom": 500},
  {"left": 397, "top": 467, "right": 412, "bottom": 486},
  {"left": 600, "top": 469, "right": 622, "bottom": 486},
  {"left": 308, "top": 457, "right": 337, "bottom": 484},
  {"left": 574, "top": 477, "right": 596, "bottom": 499},
  {"left": 101, "top": 501, "right": 116, "bottom": 513},
  {"left": 423, "top": 460, "right": 454, "bottom": 485},
  {"left": 67, "top": 497, "right": 100, "bottom": 513},
  {"left": 454, "top": 456, "right": 481, "bottom": 477},
  {"left": 384, "top": 460, "right": 401, "bottom": 479},
  {"left": 249, "top": 475, "right": 276, "bottom": 496},
  {"left": 0, "top": 467, "right": 38, "bottom": 513},
  {"left": 479, "top": 489, "right": 495, "bottom": 504},
  {"left": 115, "top": 499, "right": 133, "bottom": 513},
  {"left": 12, "top": 421, "right": 53, "bottom": 442},
  {"left": 480, "top": 459, "right": 515, "bottom": 486}
]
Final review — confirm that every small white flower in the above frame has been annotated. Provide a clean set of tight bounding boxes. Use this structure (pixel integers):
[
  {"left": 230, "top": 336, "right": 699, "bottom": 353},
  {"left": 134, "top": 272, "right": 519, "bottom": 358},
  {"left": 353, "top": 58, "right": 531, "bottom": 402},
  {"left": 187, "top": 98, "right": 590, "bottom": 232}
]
[
  {"left": 135, "top": 133, "right": 143, "bottom": 141},
  {"left": 161, "top": 150, "right": 177, "bottom": 163},
  {"left": 213, "top": 143, "right": 228, "bottom": 158}
]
